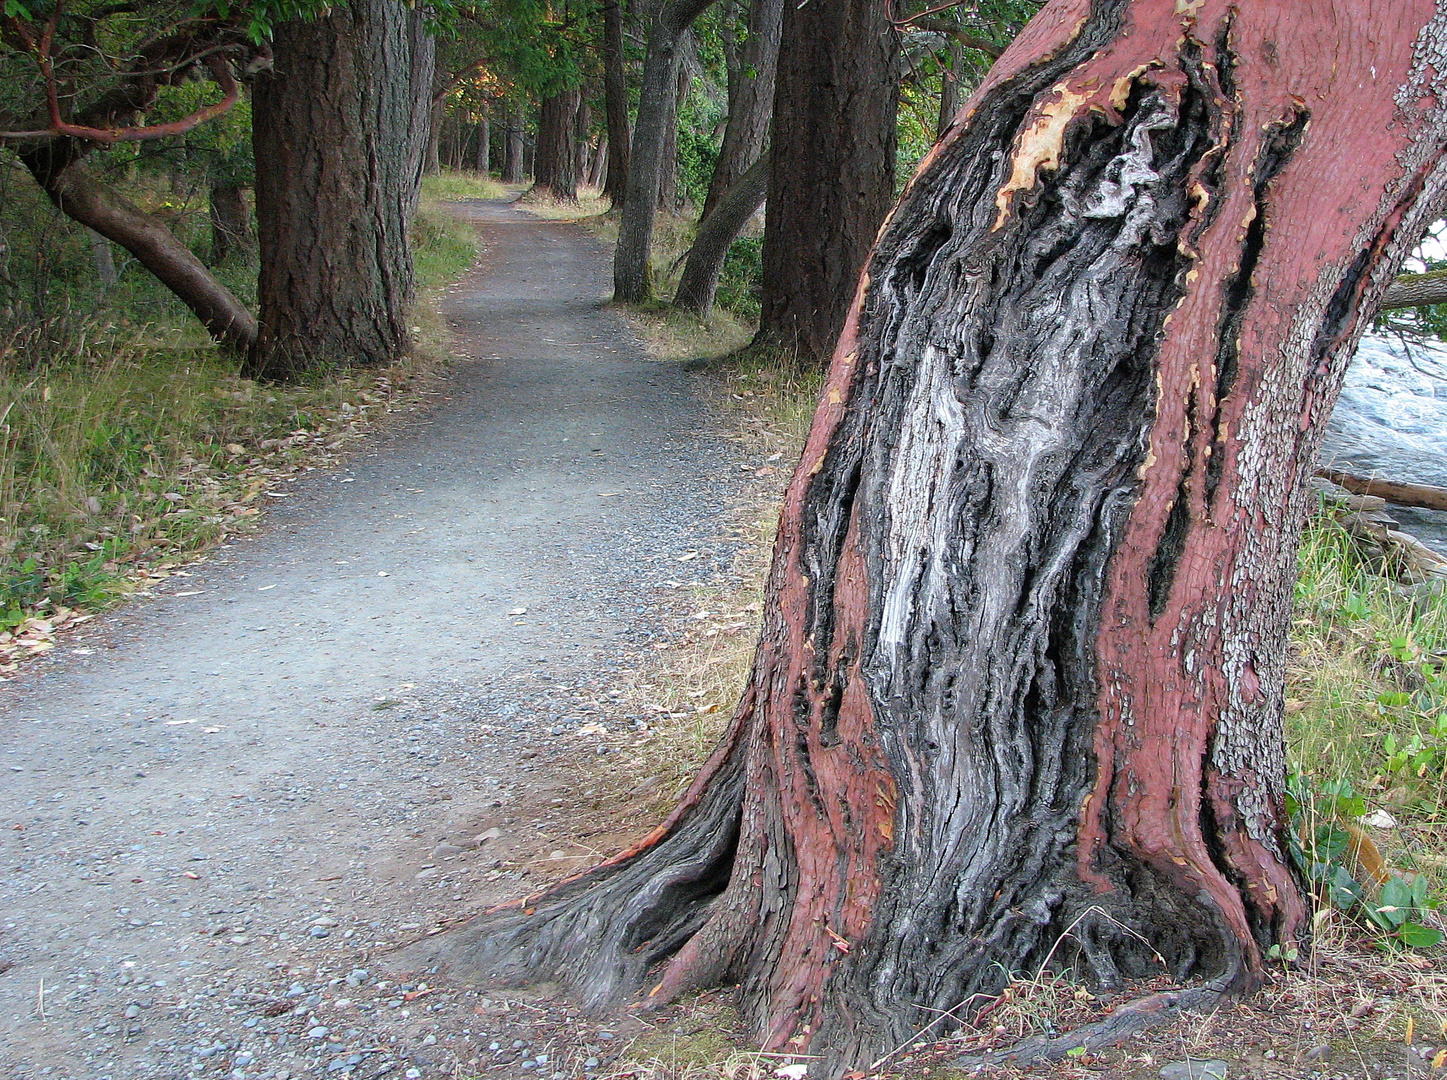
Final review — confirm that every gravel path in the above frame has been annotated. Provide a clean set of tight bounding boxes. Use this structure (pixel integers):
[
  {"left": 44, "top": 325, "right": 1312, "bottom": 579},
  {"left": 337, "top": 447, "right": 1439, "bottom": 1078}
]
[{"left": 0, "top": 200, "right": 744, "bottom": 1080}]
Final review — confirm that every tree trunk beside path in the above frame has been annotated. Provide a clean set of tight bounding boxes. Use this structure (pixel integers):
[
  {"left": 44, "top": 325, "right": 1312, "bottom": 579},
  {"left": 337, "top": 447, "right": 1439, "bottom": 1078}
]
[
  {"left": 415, "top": 2, "right": 1447, "bottom": 1075},
  {"left": 674, "top": 146, "right": 769, "bottom": 316},
  {"left": 700, "top": 0, "right": 781, "bottom": 220},
  {"left": 613, "top": 0, "right": 716, "bottom": 303},
  {"left": 755, "top": 0, "right": 899, "bottom": 364},
  {"left": 248, "top": 0, "right": 434, "bottom": 380}
]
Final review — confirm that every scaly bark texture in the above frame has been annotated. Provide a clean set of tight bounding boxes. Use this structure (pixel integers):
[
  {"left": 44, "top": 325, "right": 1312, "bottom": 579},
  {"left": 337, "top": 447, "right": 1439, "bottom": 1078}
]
[
  {"left": 755, "top": 0, "right": 900, "bottom": 365},
  {"left": 418, "top": 2, "right": 1447, "bottom": 1075},
  {"left": 248, "top": 0, "right": 433, "bottom": 379}
]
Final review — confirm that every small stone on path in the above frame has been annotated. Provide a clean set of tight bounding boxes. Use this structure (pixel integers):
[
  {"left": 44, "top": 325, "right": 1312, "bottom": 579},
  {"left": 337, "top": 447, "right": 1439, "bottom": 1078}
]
[{"left": 1160, "top": 1061, "right": 1227, "bottom": 1080}]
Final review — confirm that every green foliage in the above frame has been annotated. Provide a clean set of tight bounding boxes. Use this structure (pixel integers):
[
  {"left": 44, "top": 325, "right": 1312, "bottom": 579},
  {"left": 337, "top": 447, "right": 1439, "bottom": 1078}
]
[
  {"left": 716, "top": 235, "right": 762, "bottom": 321},
  {"left": 1286, "top": 773, "right": 1443, "bottom": 950}
]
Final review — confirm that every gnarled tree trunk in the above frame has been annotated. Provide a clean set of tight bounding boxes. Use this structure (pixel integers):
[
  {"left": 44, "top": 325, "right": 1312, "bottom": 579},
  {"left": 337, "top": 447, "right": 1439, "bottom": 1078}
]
[
  {"left": 248, "top": 0, "right": 433, "bottom": 380},
  {"left": 415, "top": 1, "right": 1447, "bottom": 1076},
  {"left": 755, "top": 0, "right": 899, "bottom": 364}
]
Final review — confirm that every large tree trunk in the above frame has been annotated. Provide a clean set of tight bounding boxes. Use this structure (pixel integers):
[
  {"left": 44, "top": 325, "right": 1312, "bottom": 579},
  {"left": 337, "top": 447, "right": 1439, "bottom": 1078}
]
[
  {"left": 532, "top": 88, "right": 581, "bottom": 202},
  {"left": 247, "top": 0, "right": 433, "bottom": 380},
  {"left": 503, "top": 105, "right": 526, "bottom": 183},
  {"left": 754, "top": 0, "right": 899, "bottom": 365},
  {"left": 208, "top": 181, "right": 251, "bottom": 265},
  {"left": 19, "top": 142, "right": 256, "bottom": 351},
  {"left": 656, "top": 55, "right": 688, "bottom": 212},
  {"left": 413, "top": 1, "right": 1447, "bottom": 1076},
  {"left": 613, "top": 0, "right": 715, "bottom": 303},
  {"left": 673, "top": 146, "right": 768, "bottom": 316},
  {"left": 700, "top": 0, "right": 781, "bottom": 220}
]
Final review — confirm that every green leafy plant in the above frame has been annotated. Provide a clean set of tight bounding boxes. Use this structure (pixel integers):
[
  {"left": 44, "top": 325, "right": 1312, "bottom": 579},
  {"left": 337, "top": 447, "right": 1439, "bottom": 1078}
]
[{"left": 1286, "top": 773, "right": 1443, "bottom": 949}]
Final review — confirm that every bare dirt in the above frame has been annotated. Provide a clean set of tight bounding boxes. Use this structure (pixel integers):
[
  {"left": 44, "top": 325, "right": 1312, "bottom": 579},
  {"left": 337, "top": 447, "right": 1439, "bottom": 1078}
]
[{"left": 0, "top": 199, "right": 751, "bottom": 1080}]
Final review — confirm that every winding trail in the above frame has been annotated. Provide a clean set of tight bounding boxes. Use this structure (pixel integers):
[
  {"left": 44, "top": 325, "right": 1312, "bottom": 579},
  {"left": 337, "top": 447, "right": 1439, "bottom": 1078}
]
[{"left": 0, "top": 200, "right": 742, "bottom": 1080}]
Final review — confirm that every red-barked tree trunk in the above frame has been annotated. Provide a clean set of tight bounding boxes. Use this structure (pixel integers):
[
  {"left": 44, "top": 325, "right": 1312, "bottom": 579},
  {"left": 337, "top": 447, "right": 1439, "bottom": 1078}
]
[{"left": 416, "top": 1, "right": 1447, "bottom": 1073}]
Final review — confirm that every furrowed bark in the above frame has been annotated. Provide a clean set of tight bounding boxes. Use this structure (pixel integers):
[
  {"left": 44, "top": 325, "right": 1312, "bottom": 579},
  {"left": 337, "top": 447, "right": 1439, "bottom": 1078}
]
[
  {"left": 419, "top": 2, "right": 1447, "bottom": 1076},
  {"left": 532, "top": 88, "right": 581, "bottom": 203},
  {"left": 673, "top": 147, "right": 769, "bottom": 316},
  {"left": 248, "top": 0, "right": 433, "bottom": 380},
  {"left": 755, "top": 0, "right": 900, "bottom": 365}
]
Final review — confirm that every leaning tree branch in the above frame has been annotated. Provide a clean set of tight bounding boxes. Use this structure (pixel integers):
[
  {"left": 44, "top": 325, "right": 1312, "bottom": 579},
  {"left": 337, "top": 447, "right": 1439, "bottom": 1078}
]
[
  {"left": 900, "top": 17, "right": 1003, "bottom": 57},
  {"left": 1, "top": 8, "right": 250, "bottom": 145},
  {"left": 1380, "top": 268, "right": 1447, "bottom": 310}
]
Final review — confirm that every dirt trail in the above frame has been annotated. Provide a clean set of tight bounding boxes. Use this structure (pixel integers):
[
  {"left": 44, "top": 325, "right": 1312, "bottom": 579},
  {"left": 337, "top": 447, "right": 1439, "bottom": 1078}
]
[{"left": 0, "top": 200, "right": 743, "bottom": 1080}]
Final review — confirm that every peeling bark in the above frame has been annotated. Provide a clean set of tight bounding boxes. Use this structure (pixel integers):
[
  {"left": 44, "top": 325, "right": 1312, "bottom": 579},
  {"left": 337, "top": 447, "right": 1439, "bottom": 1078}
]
[{"left": 416, "top": 2, "right": 1447, "bottom": 1075}]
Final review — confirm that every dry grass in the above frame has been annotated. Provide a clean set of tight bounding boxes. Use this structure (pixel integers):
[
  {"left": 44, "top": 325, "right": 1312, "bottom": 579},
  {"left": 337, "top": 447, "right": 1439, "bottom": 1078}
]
[{"left": 516, "top": 183, "right": 614, "bottom": 221}]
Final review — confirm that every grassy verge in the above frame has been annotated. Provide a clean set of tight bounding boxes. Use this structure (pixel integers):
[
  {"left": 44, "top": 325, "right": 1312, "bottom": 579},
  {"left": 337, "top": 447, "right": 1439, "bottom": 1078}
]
[{"left": 0, "top": 184, "right": 480, "bottom": 673}]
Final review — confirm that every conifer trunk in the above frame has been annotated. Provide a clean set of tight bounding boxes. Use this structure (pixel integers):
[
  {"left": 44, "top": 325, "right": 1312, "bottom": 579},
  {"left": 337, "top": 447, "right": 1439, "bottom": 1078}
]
[{"left": 247, "top": 0, "right": 433, "bottom": 380}]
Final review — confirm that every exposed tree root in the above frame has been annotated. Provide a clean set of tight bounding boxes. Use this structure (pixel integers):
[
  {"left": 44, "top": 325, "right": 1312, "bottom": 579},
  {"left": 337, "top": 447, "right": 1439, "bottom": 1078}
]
[
  {"left": 394, "top": 697, "right": 754, "bottom": 1011},
  {"left": 955, "top": 980, "right": 1234, "bottom": 1070}
]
